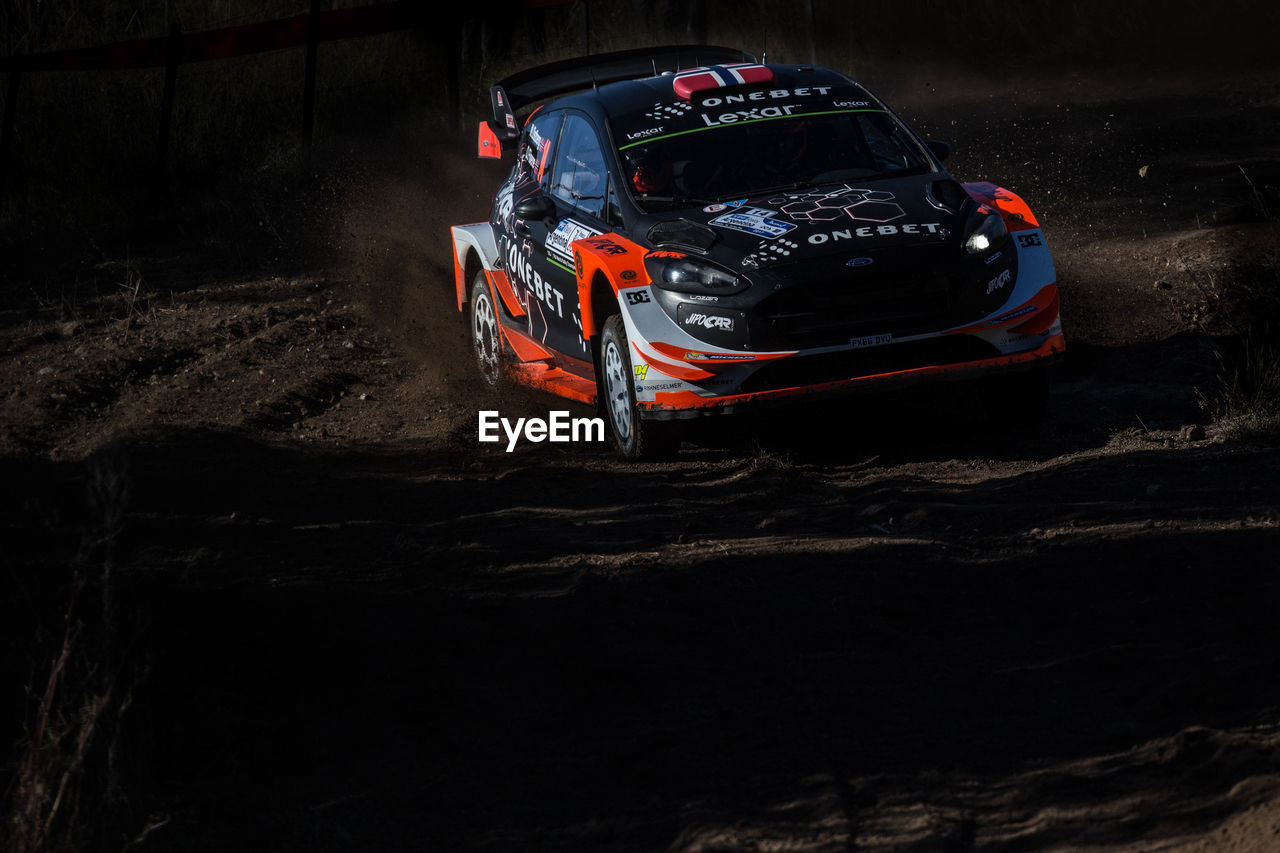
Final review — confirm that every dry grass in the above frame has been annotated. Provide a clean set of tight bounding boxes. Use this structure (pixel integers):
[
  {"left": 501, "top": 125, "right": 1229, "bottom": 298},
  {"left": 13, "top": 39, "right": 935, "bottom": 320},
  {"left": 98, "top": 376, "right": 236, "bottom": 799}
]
[
  {"left": 1196, "top": 170, "right": 1280, "bottom": 442},
  {"left": 1200, "top": 336, "right": 1280, "bottom": 442},
  {"left": 4, "top": 446, "right": 143, "bottom": 853}
]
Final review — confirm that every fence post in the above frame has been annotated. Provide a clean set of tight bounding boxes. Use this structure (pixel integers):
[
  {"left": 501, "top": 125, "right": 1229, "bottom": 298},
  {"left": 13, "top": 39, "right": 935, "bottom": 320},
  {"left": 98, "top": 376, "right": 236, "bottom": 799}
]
[
  {"left": 301, "top": 0, "right": 320, "bottom": 165},
  {"left": 1, "top": 69, "right": 20, "bottom": 205},
  {"left": 804, "top": 0, "right": 817, "bottom": 64},
  {"left": 686, "top": 0, "right": 706, "bottom": 44},
  {"left": 153, "top": 24, "right": 181, "bottom": 206},
  {"left": 446, "top": 40, "right": 460, "bottom": 134}
]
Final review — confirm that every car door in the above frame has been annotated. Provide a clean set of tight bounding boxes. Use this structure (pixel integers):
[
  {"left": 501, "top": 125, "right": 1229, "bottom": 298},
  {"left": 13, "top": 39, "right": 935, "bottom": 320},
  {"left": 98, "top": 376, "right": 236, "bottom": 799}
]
[
  {"left": 498, "top": 110, "right": 617, "bottom": 363},
  {"left": 537, "top": 111, "right": 620, "bottom": 361},
  {"left": 495, "top": 109, "right": 574, "bottom": 354}
]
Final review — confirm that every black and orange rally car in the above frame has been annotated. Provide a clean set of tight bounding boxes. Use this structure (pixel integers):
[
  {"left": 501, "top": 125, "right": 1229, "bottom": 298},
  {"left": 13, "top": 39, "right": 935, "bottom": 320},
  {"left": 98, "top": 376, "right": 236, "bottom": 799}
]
[{"left": 450, "top": 46, "right": 1064, "bottom": 459}]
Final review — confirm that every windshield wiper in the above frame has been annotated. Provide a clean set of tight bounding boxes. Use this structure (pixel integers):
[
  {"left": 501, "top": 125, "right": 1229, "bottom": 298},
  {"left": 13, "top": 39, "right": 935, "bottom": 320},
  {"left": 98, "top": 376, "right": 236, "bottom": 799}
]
[
  {"left": 636, "top": 195, "right": 716, "bottom": 208},
  {"left": 721, "top": 180, "right": 816, "bottom": 200}
]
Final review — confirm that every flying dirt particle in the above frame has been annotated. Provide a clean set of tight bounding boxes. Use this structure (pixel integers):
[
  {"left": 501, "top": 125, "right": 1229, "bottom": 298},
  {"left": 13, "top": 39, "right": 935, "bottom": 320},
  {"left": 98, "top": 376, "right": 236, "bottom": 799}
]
[{"left": 1139, "top": 164, "right": 1151, "bottom": 178}]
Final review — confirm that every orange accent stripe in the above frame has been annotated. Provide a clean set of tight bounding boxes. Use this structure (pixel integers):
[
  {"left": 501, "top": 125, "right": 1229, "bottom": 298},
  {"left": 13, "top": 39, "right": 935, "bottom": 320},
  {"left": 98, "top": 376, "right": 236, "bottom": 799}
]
[
  {"left": 632, "top": 342, "right": 715, "bottom": 381},
  {"left": 555, "top": 351, "right": 595, "bottom": 380},
  {"left": 641, "top": 334, "right": 1066, "bottom": 412},
  {"left": 508, "top": 362, "right": 596, "bottom": 405},
  {"left": 1011, "top": 292, "right": 1060, "bottom": 336},
  {"left": 648, "top": 341, "right": 795, "bottom": 364},
  {"left": 454, "top": 248, "right": 466, "bottom": 312},
  {"left": 499, "top": 323, "right": 557, "bottom": 364},
  {"left": 573, "top": 233, "right": 650, "bottom": 341},
  {"left": 963, "top": 181, "right": 1041, "bottom": 231},
  {"left": 950, "top": 284, "right": 1060, "bottom": 336},
  {"left": 537, "top": 138, "right": 552, "bottom": 182},
  {"left": 486, "top": 269, "right": 526, "bottom": 318}
]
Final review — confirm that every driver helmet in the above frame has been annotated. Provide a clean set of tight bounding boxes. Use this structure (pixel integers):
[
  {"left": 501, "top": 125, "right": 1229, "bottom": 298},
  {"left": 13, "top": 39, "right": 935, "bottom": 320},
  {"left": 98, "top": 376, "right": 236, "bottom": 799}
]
[{"left": 629, "top": 149, "right": 673, "bottom": 194}]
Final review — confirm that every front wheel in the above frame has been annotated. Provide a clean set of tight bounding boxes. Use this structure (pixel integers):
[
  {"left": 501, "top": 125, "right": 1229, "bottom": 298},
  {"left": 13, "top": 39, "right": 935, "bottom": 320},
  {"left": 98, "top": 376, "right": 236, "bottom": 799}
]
[
  {"left": 599, "top": 314, "right": 681, "bottom": 460},
  {"left": 469, "top": 270, "right": 504, "bottom": 386}
]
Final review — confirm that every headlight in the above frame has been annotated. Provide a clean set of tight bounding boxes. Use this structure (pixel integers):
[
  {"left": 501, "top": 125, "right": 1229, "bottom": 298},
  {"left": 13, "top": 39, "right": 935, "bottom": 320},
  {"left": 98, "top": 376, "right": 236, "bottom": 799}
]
[
  {"left": 644, "top": 255, "right": 749, "bottom": 296},
  {"left": 962, "top": 209, "right": 1009, "bottom": 255}
]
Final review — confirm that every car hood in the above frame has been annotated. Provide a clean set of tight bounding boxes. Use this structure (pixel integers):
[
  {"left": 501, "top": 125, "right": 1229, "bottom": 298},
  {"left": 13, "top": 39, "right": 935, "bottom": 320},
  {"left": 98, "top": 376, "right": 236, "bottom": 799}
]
[{"left": 637, "top": 174, "right": 968, "bottom": 273}]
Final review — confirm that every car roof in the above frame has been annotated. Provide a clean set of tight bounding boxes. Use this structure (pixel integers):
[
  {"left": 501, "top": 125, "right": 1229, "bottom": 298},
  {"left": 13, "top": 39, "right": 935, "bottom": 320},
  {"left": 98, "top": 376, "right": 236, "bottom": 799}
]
[
  {"left": 486, "top": 47, "right": 869, "bottom": 143},
  {"left": 541, "top": 64, "right": 862, "bottom": 127}
]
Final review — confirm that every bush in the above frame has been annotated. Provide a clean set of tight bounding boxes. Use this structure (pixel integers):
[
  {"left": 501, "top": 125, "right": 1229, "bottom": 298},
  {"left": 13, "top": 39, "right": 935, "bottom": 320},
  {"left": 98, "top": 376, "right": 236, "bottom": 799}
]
[{"left": 1200, "top": 335, "right": 1280, "bottom": 441}]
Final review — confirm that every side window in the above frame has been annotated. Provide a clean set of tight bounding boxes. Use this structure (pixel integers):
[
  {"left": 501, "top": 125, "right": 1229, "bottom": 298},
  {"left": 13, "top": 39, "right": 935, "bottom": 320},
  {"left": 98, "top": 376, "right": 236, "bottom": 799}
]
[
  {"left": 522, "top": 111, "right": 563, "bottom": 190},
  {"left": 550, "top": 114, "right": 607, "bottom": 220}
]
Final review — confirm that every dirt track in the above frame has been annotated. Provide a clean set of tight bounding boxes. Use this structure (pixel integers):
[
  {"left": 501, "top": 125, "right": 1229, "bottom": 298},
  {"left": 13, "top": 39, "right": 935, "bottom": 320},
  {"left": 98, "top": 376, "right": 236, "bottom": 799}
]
[{"left": 4, "top": 68, "right": 1280, "bottom": 851}]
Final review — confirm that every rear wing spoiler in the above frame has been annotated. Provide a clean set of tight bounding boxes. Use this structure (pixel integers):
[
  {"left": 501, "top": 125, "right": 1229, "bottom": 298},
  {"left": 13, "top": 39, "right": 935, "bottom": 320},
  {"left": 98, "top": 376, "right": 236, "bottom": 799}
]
[{"left": 477, "top": 44, "right": 755, "bottom": 159}]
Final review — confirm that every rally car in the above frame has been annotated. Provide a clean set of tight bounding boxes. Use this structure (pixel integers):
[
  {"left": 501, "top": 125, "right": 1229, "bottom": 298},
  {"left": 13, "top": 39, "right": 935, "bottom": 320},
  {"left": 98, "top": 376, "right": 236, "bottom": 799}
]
[{"left": 450, "top": 45, "right": 1064, "bottom": 459}]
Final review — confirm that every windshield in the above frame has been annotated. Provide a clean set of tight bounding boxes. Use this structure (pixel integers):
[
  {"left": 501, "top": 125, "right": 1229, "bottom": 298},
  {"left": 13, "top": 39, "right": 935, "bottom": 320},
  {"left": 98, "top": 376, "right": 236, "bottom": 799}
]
[{"left": 614, "top": 101, "right": 933, "bottom": 211}]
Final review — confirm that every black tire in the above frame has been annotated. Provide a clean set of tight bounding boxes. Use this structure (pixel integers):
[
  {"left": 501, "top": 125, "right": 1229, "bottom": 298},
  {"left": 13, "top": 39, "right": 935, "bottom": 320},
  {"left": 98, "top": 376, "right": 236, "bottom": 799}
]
[
  {"left": 982, "top": 365, "right": 1049, "bottom": 427},
  {"left": 469, "top": 269, "right": 504, "bottom": 387},
  {"left": 599, "top": 314, "right": 681, "bottom": 460}
]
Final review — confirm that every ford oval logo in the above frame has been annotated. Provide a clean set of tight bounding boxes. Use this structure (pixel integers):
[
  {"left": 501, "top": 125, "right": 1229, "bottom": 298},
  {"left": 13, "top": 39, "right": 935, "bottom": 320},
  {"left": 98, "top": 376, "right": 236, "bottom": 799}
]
[{"left": 846, "top": 257, "right": 874, "bottom": 268}]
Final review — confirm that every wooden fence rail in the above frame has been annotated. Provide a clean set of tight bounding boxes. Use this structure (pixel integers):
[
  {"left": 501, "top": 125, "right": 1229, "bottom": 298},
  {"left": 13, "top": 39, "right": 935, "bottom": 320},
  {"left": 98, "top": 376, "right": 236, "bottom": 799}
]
[
  {"left": 0, "top": 2, "right": 434, "bottom": 72},
  {"left": 0, "top": 0, "right": 663, "bottom": 208},
  {"left": 0, "top": 0, "right": 506, "bottom": 206}
]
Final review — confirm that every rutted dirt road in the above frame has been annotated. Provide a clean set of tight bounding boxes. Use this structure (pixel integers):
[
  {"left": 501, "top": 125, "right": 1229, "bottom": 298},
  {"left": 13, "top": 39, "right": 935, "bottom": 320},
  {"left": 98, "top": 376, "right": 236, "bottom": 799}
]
[{"left": 4, "top": 67, "right": 1280, "bottom": 851}]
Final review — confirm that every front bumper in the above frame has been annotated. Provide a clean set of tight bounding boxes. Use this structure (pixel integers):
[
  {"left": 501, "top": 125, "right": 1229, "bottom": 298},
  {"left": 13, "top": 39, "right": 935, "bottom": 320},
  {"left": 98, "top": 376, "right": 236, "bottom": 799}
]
[{"left": 636, "top": 331, "right": 1065, "bottom": 419}]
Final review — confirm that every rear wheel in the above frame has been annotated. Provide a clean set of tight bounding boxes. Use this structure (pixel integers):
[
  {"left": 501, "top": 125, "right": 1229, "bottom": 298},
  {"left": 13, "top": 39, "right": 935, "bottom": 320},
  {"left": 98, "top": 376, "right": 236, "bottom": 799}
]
[
  {"left": 600, "top": 314, "right": 681, "bottom": 460},
  {"left": 469, "top": 270, "right": 504, "bottom": 386}
]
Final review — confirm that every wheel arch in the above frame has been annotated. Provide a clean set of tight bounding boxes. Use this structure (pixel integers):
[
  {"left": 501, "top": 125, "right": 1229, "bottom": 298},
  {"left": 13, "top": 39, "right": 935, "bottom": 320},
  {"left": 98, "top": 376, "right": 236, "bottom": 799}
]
[
  {"left": 587, "top": 270, "right": 619, "bottom": 340},
  {"left": 962, "top": 181, "right": 1041, "bottom": 232},
  {"left": 572, "top": 233, "right": 649, "bottom": 343},
  {"left": 450, "top": 223, "right": 501, "bottom": 313},
  {"left": 460, "top": 249, "right": 485, "bottom": 315}
]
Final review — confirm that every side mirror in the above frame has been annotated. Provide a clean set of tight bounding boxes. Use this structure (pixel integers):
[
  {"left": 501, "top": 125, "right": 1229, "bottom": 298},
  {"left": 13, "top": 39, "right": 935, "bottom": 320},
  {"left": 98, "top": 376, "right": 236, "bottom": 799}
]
[
  {"left": 514, "top": 193, "right": 555, "bottom": 221},
  {"left": 926, "top": 139, "right": 951, "bottom": 162}
]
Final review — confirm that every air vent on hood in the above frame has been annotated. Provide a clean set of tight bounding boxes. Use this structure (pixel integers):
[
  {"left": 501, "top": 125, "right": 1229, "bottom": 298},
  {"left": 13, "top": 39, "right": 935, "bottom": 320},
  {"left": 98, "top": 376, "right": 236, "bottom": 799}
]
[
  {"left": 928, "top": 179, "right": 968, "bottom": 214},
  {"left": 647, "top": 218, "right": 718, "bottom": 254}
]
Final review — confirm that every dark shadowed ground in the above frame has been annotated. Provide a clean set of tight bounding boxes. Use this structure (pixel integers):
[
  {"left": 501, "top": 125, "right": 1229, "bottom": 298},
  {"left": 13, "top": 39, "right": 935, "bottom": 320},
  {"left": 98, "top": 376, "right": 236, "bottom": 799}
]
[{"left": 4, "top": 58, "right": 1280, "bottom": 851}]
